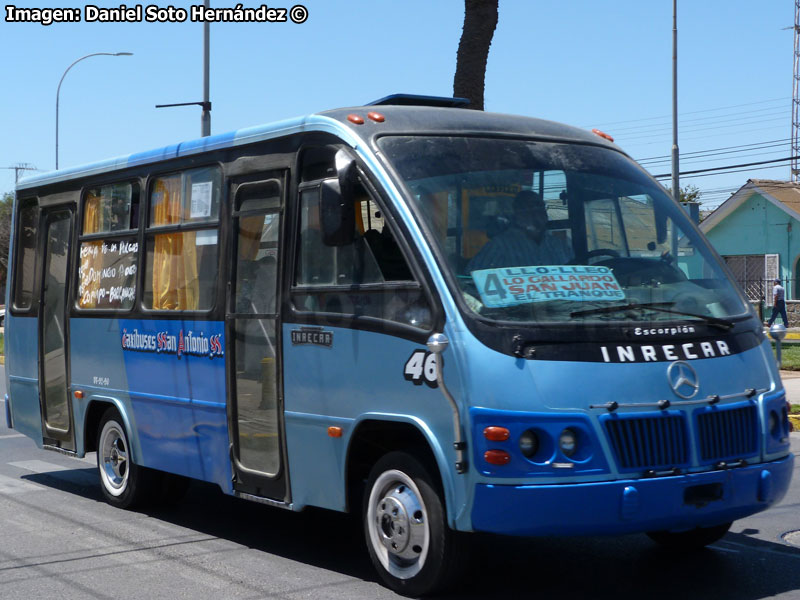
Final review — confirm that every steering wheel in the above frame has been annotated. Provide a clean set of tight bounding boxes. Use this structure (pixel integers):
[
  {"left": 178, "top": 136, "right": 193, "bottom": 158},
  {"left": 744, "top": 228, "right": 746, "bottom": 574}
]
[{"left": 583, "top": 249, "right": 621, "bottom": 261}]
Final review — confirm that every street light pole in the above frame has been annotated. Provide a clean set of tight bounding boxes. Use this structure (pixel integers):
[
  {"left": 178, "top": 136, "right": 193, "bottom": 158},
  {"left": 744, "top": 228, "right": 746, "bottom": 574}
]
[
  {"left": 201, "top": 0, "right": 211, "bottom": 136},
  {"left": 671, "top": 0, "right": 680, "bottom": 204},
  {"left": 56, "top": 52, "right": 133, "bottom": 170},
  {"left": 155, "top": 8, "right": 211, "bottom": 137}
]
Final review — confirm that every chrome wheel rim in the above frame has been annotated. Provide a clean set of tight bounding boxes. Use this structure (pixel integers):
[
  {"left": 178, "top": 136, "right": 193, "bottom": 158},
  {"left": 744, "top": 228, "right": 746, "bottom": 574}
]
[
  {"left": 366, "top": 469, "right": 430, "bottom": 580},
  {"left": 99, "top": 420, "right": 129, "bottom": 497}
]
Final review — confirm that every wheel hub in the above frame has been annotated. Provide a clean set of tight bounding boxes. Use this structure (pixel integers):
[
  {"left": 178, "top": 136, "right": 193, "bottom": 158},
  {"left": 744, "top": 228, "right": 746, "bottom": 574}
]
[{"left": 375, "top": 484, "right": 426, "bottom": 561}]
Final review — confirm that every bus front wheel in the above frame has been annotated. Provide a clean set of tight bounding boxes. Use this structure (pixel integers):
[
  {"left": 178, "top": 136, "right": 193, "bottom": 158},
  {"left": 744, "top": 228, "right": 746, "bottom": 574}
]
[
  {"left": 646, "top": 522, "right": 732, "bottom": 550},
  {"left": 363, "top": 451, "right": 464, "bottom": 596},
  {"left": 96, "top": 407, "right": 154, "bottom": 509}
]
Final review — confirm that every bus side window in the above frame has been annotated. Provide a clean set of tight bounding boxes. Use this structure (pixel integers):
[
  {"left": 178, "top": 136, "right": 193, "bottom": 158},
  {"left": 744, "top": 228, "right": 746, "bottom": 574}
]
[
  {"left": 143, "top": 167, "right": 221, "bottom": 311},
  {"left": 77, "top": 182, "right": 140, "bottom": 310},
  {"left": 360, "top": 194, "right": 413, "bottom": 282},
  {"left": 293, "top": 183, "right": 431, "bottom": 329},
  {"left": 12, "top": 198, "right": 39, "bottom": 311}
]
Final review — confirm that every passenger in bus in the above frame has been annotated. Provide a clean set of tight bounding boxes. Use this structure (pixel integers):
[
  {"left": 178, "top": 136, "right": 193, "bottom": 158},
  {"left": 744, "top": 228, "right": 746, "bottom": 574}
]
[
  {"left": 466, "top": 190, "right": 572, "bottom": 273},
  {"left": 364, "top": 222, "right": 412, "bottom": 281}
]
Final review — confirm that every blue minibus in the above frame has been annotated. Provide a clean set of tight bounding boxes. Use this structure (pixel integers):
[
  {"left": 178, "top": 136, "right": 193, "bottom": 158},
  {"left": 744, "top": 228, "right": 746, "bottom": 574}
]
[{"left": 5, "top": 95, "right": 793, "bottom": 596}]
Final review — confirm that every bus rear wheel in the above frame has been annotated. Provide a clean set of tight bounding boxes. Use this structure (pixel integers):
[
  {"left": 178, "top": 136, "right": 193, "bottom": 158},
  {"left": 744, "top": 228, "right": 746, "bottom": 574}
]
[
  {"left": 363, "top": 451, "right": 464, "bottom": 597},
  {"left": 96, "top": 407, "right": 154, "bottom": 509},
  {"left": 646, "top": 522, "right": 732, "bottom": 550}
]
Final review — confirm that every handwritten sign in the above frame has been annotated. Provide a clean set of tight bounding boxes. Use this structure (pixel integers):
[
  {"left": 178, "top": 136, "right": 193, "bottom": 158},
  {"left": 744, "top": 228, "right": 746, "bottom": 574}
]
[
  {"left": 78, "top": 237, "right": 138, "bottom": 309},
  {"left": 471, "top": 265, "right": 626, "bottom": 308}
]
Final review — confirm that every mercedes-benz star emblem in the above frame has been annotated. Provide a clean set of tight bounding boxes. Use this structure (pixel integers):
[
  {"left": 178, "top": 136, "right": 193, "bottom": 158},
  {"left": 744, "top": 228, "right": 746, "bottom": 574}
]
[{"left": 666, "top": 360, "right": 700, "bottom": 399}]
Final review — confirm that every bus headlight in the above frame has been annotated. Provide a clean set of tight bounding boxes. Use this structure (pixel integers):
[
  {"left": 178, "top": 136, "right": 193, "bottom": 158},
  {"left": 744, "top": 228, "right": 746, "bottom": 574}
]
[
  {"left": 559, "top": 428, "right": 577, "bottom": 458},
  {"left": 519, "top": 430, "right": 539, "bottom": 458}
]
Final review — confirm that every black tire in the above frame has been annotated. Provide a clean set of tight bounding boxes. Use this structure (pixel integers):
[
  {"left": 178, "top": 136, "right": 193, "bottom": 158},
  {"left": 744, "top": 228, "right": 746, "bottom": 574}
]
[
  {"left": 96, "top": 407, "right": 156, "bottom": 509},
  {"left": 646, "top": 522, "right": 732, "bottom": 550},
  {"left": 363, "top": 451, "right": 466, "bottom": 597}
]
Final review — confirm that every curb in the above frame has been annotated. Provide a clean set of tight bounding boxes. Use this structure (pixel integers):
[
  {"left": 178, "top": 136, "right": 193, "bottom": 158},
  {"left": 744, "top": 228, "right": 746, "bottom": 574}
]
[{"left": 790, "top": 415, "right": 800, "bottom": 431}]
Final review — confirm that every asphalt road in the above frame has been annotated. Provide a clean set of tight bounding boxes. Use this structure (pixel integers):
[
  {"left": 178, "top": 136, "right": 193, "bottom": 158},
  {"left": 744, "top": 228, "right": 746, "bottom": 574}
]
[{"left": 1, "top": 367, "right": 799, "bottom": 599}]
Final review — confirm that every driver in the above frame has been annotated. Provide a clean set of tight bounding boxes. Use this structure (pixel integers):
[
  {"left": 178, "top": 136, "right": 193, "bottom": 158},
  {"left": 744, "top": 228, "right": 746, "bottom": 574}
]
[{"left": 467, "top": 190, "right": 572, "bottom": 273}]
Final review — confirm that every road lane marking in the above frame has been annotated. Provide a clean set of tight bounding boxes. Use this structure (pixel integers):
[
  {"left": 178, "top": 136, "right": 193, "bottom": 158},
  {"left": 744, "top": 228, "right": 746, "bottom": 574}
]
[
  {"left": 9, "top": 460, "right": 99, "bottom": 487},
  {"left": 10, "top": 460, "right": 73, "bottom": 473},
  {"left": 0, "top": 473, "right": 42, "bottom": 495},
  {"left": 0, "top": 434, "right": 25, "bottom": 439},
  {"left": 722, "top": 539, "right": 800, "bottom": 558},
  {"left": 709, "top": 545, "right": 740, "bottom": 553}
]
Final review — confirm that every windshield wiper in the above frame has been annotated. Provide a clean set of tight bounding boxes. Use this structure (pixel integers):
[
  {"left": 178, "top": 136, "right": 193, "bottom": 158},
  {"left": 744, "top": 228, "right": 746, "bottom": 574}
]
[{"left": 570, "top": 301, "right": 734, "bottom": 330}]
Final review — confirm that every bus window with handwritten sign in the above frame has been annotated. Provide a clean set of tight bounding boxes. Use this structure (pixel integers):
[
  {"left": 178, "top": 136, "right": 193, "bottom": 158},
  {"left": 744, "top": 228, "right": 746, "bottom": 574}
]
[
  {"left": 471, "top": 265, "right": 626, "bottom": 308},
  {"left": 78, "top": 237, "right": 138, "bottom": 309}
]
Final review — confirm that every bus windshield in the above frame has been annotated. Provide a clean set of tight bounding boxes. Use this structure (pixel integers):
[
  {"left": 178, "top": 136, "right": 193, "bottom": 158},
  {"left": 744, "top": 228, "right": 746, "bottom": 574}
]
[{"left": 379, "top": 136, "right": 749, "bottom": 326}]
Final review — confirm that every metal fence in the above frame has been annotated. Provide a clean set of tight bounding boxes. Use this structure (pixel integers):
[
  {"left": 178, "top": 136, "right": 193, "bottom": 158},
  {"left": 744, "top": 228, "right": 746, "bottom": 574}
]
[
  {"left": 733, "top": 279, "right": 795, "bottom": 303},
  {"left": 732, "top": 278, "right": 798, "bottom": 325},
  {"left": 723, "top": 255, "right": 778, "bottom": 300}
]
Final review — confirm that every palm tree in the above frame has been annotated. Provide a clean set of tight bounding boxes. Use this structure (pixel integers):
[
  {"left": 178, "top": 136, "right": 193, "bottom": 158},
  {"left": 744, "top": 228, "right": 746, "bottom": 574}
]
[{"left": 453, "top": 0, "right": 499, "bottom": 111}]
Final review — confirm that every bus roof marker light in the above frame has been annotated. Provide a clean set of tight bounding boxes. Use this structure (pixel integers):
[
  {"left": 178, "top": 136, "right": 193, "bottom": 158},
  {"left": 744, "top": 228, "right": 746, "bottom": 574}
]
[
  {"left": 591, "top": 128, "right": 614, "bottom": 142},
  {"left": 367, "top": 112, "right": 385, "bottom": 123},
  {"left": 347, "top": 114, "right": 365, "bottom": 125}
]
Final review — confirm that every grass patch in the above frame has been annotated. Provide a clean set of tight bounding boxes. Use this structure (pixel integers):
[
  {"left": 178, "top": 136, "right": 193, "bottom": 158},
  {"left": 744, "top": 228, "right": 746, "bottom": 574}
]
[
  {"left": 771, "top": 343, "right": 800, "bottom": 370},
  {"left": 791, "top": 404, "right": 800, "bottom": 415}
]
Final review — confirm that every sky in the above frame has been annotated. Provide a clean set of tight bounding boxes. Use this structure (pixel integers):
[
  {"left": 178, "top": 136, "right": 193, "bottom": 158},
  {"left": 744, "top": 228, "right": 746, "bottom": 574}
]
[{"left": 0, "top": 0, "right": 794, "bottom": 209}]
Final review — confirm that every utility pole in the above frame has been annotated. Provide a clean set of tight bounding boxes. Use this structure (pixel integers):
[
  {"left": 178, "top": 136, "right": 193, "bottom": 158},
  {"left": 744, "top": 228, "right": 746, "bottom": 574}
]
[
  {"left": 671, "top": 0, "right": 680, "bottom": 203},
  {"left": 792, "top": 0, "right": 800, "bottom": 181},
  {"left": 2, "top": 163, "right": 38, "bottom": 188},
  {"left": 201, "top": 0, "right": 210, "bottom": 137},
  {"left": 156, "top": 2, "right": 211, "bottom": 137}
]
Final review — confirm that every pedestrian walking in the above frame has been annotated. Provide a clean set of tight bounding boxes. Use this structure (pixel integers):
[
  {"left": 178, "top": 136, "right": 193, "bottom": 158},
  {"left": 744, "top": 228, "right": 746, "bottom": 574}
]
[{"left": 768, "top": 278, "right": 789, "bottom": 327}]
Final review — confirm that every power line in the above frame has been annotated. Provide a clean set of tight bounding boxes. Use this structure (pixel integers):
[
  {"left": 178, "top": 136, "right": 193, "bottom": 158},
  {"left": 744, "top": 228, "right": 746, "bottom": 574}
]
[
  {"left": 622, "top": 123, "right": 788, "bottom": 148},
  {"left": 636, "top": 138, "right": 791, "bottom": 163},
  {"left": 607, "top": 106, "right": 788, "bottom": 135},
  {"left": 635, "top": 138, "right": 790, "bottom": 162},
  {"left": 653, "top": 155, "right": 798, "bottom": 179},
  {"left": 585, "top": 96, "right": 789, "bottom": 128},
  {"left": 618, "top": 115, "right": 788, "bottom": 142},
  {"left": 642, "top": 148, "right": 789, "bottom": 170}
]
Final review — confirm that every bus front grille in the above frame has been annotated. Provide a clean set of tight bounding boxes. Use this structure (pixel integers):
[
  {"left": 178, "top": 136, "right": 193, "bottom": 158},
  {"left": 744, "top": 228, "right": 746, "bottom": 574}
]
[
  {"left": 603, "top": 414, "right": 688, "bottom": 471},
  {"left": 696, "top": 404, "right": 758, "bottom": 463}
]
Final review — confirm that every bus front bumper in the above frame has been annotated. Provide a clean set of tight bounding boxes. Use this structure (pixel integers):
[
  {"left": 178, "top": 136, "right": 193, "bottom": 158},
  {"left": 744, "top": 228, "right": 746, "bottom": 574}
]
[{"left": 471, "top": 453, "right": 793, "bottom": 536}]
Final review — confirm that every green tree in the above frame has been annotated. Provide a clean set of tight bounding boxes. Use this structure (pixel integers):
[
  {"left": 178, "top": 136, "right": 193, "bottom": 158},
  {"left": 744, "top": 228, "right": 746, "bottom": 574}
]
[
  {"left": 0, "top": 192, "right": 13, "bottom": 296},
  {"left": 453, "top": 0, "right": 499, "bottom": 110},
  {"left": 665, "top": 184, "right": 702, "bottom": 204}
]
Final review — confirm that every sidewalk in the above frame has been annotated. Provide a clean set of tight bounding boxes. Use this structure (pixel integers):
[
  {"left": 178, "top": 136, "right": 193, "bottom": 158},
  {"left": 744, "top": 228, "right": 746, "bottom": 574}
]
[
  {"left": 779, "top": 370, "right": 800, "bottom": 431},
  {"left": 766, "top": 325, "right": 800, "bottom": 341}
]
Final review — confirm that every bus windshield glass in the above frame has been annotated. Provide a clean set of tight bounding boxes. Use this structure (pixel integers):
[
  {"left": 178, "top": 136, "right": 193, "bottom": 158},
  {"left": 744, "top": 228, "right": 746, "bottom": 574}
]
[{"left": 379, "top": 136, "right": 748, "bottom": 325}]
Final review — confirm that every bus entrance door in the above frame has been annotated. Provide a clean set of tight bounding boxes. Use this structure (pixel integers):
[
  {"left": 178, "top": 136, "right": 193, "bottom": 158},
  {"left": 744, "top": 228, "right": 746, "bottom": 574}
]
[
  {"left": 39, "top": 208, "right": 75, "bottom": 451},
  {"left": 227, "top": 176, "right": 287, "bottom": 501}
]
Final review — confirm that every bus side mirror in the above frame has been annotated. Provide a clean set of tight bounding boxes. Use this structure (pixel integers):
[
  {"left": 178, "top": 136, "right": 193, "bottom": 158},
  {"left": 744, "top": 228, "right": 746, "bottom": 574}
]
[{"left": 320, "top": 151, "right": 357, "bottom": 246}]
